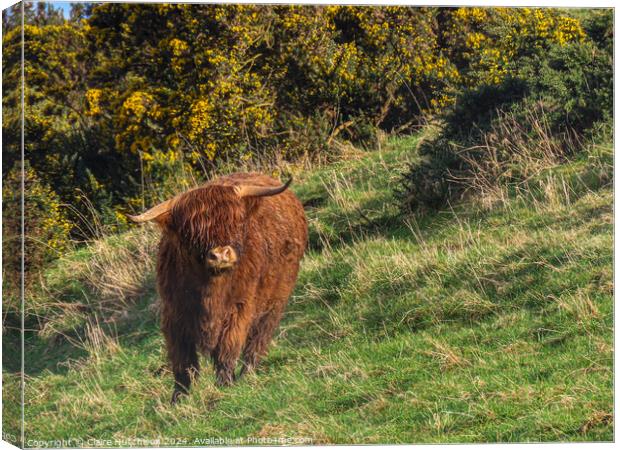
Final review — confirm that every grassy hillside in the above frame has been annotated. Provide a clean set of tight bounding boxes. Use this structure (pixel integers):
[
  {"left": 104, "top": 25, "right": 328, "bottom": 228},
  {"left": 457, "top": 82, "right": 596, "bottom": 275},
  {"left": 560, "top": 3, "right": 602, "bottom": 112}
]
[{"left": 4, "top": 130, "right": 613, "bottom": 445}]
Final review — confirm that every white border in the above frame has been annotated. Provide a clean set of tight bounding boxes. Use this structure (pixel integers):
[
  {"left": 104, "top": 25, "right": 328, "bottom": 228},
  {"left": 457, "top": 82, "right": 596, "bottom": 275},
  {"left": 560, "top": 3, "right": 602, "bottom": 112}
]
[{"left": 0, "top": 2, "right": 615, "bottom": 450}]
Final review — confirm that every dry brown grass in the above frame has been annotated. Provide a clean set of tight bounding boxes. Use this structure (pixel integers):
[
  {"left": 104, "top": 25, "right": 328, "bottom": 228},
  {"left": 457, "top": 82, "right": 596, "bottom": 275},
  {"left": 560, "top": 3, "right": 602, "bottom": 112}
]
[
  {"left": 82, "top": 227, "right": 158, "bottom": 306},
  {"left": 81, "top": 318, "right": 121, "bottom": 363},
  {"left": 36, "top": 226, "right": 159, "bottom": 338},
  {"left": 455, "top": 104, "right": 579, "bottom": 210},
  {"left": 552, "top": 290, "right": 600, "bottom": 324},
  {"left": 579, "top": 411, "right": 613, "bottom": 434},
  {"left": 424, "top": 337, "right": 471, "bottom": 371}
]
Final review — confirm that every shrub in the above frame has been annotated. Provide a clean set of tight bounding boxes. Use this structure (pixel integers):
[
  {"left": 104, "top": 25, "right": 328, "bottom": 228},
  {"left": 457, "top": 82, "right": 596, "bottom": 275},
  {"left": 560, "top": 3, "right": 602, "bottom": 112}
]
[
  {"left": 2, "top": 163, "right": 72, "bottom": 326},
  {"left": 518, "top": 40, "right": 612, "bottom": 132},
  {"left": 397, "top": 20, "right": 612, "bottom": 212},
  {"left": 581, "top": 9, "right": 613, "bottom": 55},
  {"left": 5, "top": 6, "right": 595, "bottom": 241},
  {"left": 440, "top": 7, "right": 585, "bottom": 88}
]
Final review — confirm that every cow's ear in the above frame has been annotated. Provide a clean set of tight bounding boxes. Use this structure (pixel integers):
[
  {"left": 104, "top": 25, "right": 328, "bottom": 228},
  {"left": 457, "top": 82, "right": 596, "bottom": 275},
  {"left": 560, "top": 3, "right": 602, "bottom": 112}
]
[{"left": 127, "top": 199, "right": 173, "bottom": 228}]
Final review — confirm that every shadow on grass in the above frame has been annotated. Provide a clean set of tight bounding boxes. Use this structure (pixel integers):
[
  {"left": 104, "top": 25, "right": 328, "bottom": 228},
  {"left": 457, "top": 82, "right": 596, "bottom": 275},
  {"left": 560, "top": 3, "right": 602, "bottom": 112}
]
[
  {"left": 286, "top": 178, "right": 612, "bottom": 348},
  {"left": 16, "top": 291, "right": 161, "bottom": 377}
]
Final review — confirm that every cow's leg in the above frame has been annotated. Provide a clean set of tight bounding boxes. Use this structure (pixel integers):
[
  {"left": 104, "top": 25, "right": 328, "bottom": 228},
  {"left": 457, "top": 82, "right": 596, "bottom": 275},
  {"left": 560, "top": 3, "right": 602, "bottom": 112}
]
[
  {"left": 240, "top": 306, "right": 285, "bottom": 378},
  {"left": 164, "top": 325, "right": 199, "bottom": 404},
  {"left": 213, "top": 303, "right": 253, "bottom": 386}
]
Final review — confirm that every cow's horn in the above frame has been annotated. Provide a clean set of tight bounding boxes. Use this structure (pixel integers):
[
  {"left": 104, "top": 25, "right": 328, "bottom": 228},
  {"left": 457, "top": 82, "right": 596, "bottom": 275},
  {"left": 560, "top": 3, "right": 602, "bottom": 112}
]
[
  {"left": 127, "top": 199, "right": 173, "bottom": 223},
  {"left": 235, "top": 177, "right": 292, "bottom": 198}
]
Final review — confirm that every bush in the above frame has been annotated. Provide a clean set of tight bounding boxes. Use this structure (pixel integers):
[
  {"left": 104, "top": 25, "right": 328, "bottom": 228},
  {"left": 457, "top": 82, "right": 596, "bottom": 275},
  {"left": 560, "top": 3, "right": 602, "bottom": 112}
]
[
  {"left": 397, "top": 21, "right": 612, "bottom": 212},
  {"left": 2, "top": 163, "right": 72, "bottom": 326},
  {"left": 5, "top": 6, "right": 595, "bottom": 238},
  {"left": 518, "top": 40, "right": 612, "bottom": 131},
  {"left": 581, "top": 9, "right": 613, "bottom": 55},
  {"left": 440, "top": 7, "right": 585, "bottom": 88}
]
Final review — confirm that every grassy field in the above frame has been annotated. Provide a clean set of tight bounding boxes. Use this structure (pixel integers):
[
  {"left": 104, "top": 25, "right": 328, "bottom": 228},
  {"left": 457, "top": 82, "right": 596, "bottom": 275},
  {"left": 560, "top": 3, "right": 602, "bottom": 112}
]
[{"left": 3, "top": 130, "right": 613, "bottom": 445}]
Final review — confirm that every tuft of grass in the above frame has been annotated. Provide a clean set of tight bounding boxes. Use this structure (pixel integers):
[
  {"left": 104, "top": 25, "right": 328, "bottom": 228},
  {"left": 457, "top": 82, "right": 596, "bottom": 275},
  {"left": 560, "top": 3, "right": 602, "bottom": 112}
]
[
  {"left": 30, "top": 227, "right": 159, "bottom": 339},
  {"left": 4, "top": 130, "right": 612, "bottom": 445}
]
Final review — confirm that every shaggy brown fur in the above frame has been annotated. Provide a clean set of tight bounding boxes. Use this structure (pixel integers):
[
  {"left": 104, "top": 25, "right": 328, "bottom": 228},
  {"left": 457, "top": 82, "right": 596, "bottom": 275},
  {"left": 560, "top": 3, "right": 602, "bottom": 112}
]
[{"left": 131, "top": 173, "right": 307, "bottom": 403}]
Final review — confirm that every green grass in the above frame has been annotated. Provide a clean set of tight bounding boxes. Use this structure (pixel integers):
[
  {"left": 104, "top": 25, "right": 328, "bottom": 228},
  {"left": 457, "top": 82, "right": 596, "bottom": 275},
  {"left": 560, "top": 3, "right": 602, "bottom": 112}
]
[{"left": 3, "top": 131, "right": 613, "bottom": 445}]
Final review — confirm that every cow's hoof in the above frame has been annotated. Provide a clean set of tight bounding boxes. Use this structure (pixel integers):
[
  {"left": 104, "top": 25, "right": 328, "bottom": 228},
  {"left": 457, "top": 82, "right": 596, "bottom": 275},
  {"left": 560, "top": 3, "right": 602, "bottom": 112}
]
[
  {"left": 153, "top": 364, "right": 168, "bottom": 377},
  {"left": 216, "top": 370, "right": 234, "bottom": 387},
  {"left": 216, "top": 378, "right": 233, "bottom": 387},
  {"left": 170, "top": 389, "right": 185, "bottom": 405},
  {"left": 238, "top": 364, "right": 255, "bottom": 380}
]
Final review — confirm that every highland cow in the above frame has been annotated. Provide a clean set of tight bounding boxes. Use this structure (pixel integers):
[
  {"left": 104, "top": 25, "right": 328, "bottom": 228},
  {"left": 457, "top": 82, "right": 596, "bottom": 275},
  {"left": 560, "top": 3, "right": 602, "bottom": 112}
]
[{"left": 129, "top": 173, "right": 307, "bottom": 403}]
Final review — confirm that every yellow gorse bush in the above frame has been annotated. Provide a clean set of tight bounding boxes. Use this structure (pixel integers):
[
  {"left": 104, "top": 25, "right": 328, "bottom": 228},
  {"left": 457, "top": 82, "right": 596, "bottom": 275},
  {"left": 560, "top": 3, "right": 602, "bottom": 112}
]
[
  {"left": 446, "top": 7, "right": 585, "bottom": 86},
  {"left": 3, "top": 164, "right": 72, "bottom": 287},
  {"left": 3, "top": 5, "right": 590, "bottom": 251},
  {"left": 85, "top": 5, "right": 585, "bottom": 171}
]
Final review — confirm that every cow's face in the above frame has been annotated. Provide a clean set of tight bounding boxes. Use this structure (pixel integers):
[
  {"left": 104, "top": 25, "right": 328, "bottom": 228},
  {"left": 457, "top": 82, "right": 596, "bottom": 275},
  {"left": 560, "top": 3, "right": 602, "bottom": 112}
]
[
  {"left": 171, "top": 186, "right": 245, "bottom": 273},
  {"left": 128, "top": 177, "right": 292, "bottom": 274}
]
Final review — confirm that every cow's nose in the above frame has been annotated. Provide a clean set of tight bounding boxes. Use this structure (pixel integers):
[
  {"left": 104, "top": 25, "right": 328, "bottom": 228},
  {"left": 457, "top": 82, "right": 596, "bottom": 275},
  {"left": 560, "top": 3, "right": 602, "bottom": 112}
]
[{"left": 206, "top": 245, "right": 237, "bottom": 269}]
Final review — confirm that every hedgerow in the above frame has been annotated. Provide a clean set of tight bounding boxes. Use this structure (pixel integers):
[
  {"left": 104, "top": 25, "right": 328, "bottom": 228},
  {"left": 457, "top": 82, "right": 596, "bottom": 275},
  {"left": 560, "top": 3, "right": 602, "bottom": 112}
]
[{"left": 1, "top": 5, "right": 603, "bottom": 277}]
